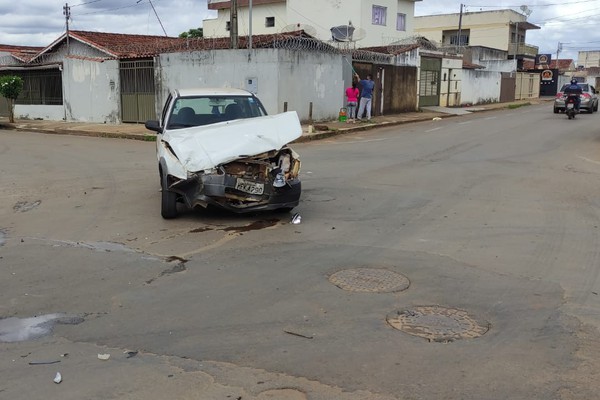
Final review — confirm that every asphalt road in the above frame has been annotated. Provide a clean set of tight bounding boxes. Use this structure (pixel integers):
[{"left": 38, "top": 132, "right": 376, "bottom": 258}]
[{"left": 2, "top": 104, "right": 600, "bottom": 399}]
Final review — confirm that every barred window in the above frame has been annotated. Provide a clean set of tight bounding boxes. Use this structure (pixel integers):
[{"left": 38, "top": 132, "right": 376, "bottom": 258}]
[{"left": 1, "top": 69, "right": 63, "bottom": 105}]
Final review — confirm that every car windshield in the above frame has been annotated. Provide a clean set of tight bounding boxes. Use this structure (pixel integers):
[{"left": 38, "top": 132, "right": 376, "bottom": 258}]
[
  {"left": 167, "top": 95, "right": 267, "bottom": 129},
  {"left": 561, "top": 83, "right": 589, "bottom": 92}
]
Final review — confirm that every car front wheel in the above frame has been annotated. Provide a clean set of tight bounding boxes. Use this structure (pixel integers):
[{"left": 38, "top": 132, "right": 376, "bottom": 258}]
[
  {"left": 160, "top": 174, "right": 178, "bottom": 219},
  {"left": 553, "top": 107, "right": 559, "bottom": 114}
]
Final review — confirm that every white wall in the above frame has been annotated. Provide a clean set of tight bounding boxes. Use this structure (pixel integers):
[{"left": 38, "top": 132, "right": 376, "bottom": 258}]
[
  {"left": 62, "top": 58, "right": 121, "bottom": 123},
  {"left": 156, "top": 49, "right": 344, "bottom": 121},
  {"left": 204, "top": 0, "right": 419, "bottom": 47},
  {"left": 203, "top": 3, "right": 287, "bottom": 38},
  {"left": 461, "top": 70, "right": 501, "bottom": 106},
  {"left": 14, "top": 105, "right": 64, "bottom": 120},
  {"left": 478, "top": 59, "right": 515, "bottom": 73}
]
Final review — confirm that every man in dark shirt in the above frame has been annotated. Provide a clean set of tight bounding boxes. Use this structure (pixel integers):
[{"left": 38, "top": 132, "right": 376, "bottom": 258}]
[
  {"left": 355, "top": 73, "right": 375, "bottom": 121},
  {"left": 564, "top": 78, "right": 583, "bottom": 111}
]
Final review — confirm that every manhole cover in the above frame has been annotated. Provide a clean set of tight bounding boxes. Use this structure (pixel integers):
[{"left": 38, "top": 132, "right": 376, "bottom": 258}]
[
  {"left": 329, "top": 268, "right": 410, "bottom": 293},
  {"left": 387, "top": 306, "right": 489, "bottom": 342}
]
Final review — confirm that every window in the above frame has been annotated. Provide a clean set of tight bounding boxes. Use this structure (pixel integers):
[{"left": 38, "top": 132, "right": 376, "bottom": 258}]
[
  {"left": 450, "top": 34, "right": 469, "bottom": 46},
  {"left": 265, "top": 16, "right": 275, "bottom": 28},
  {"left": 1, "top": 69, "right": 63, "bottom": 105},
  {"left": 372, "top": 5, "right": 387, "bottom": 26},
  {"left": 396, "top": 13, "right": 406, "bottom": 31},
  {"left": 226, "top": 21, "right": 231, "bottom": 31}
]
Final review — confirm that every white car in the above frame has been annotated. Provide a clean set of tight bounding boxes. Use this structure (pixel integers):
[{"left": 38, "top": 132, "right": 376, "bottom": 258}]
[{"left": 145, "top": 88, "right": 302, "bottom": 219}]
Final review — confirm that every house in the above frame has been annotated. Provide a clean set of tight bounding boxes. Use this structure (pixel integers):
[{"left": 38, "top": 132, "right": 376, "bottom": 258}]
[
  {"left": 203, "top": 0, "right": 422, "bottom": 47},
  {"left": 0, "top": 44, "right": 44, "bottom": 116},
  {"left": 0, "top": 31, "right": 186, "bottom": 123},
  {"left": 415, "top": 9, "right": 540, "bottom": 70},
  {"left": 1, "top": 30, "right": 357, "bottom": 123}
]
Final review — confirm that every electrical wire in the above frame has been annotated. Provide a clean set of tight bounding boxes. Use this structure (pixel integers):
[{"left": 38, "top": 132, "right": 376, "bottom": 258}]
[
  {"left": 71, "top": 0, "right": 103, "bottom": 7},
  {"left": 467, "top": 0, "right": 599, "bottom": 8}
]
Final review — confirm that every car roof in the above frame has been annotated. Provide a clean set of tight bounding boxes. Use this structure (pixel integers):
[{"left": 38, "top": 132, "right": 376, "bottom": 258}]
[{"left": 173, "top": 88, "right": 253, "bottom": 97}]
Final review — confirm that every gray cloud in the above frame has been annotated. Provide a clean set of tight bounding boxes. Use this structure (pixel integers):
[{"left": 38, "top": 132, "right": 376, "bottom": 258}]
[{"left": 0, "top": 0, "right": 215, "bottom": 46}]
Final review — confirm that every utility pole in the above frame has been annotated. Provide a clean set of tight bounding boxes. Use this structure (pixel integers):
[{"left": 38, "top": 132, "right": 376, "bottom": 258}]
[
  {"left": 515, "top": 21, "right": 520, "bottom": 71},
  {"left": 248, "top": 0, "right": 253, "bottom": 51},
  {"left": 457, "top": 3, "right": 463, "bottom": 50},
  {"left": 231, "top": 0, "right": 238, "bottom": 49},
  {"left": 556, "top": 42, "right": 562, "bottom": 64},
  {"left": 63, "top": 3, "right": 71, "bottom": 54}
]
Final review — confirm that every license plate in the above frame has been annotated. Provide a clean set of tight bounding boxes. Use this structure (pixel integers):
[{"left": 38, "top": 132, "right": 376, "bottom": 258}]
[
  {"left": 567, "top": 103, "right": 574, "bottom": 109},
  {"left": 235, "top": 178, "right": 264, "bottom": 195}
]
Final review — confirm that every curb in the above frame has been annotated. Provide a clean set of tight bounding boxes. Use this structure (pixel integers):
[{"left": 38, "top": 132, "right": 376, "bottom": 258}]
[
  {"left": 294, "top": 113, "right": 457, "bottom": 143},
  {"left": 0, "top": 123, "right": 157, "bottom": 142}
]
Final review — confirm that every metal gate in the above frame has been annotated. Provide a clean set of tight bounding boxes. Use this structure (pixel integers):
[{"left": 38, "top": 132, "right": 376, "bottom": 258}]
[
  {"left": 500, "top": 72, "right": 516, "bottom": 103},
  {"left": 120, "top": 59, "right": 156, "bottom": 123},
  {"left": 419, "top": 57, "right": 441, "bottom": 107}
]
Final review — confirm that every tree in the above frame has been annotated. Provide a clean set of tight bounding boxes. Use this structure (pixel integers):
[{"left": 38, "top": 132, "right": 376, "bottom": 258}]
[
  {"left": 179, "top": 27, "right": 203, "bottom": 38},
  {"left": 0, "top": 75, "right": 23, "bottom": 123}
]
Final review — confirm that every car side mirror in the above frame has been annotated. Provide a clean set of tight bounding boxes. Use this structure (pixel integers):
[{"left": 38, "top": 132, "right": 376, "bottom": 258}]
[{"left": 145, "top": 120, "right": 162, "bottom": 133}]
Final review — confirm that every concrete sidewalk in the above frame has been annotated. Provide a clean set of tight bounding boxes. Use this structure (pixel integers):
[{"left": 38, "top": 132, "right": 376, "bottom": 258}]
[{"left": 0, "top": 98, "right": 547, "bottom": 142}]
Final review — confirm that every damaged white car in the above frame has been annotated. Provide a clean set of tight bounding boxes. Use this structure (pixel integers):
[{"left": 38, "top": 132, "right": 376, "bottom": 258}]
[{"left": 145, "top": 88, "right": 302, "bottom": 219}]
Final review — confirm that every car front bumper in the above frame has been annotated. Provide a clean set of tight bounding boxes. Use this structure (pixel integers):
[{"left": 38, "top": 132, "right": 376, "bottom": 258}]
[{"left": 169, "top": 173, "right": 301, "bottom": 213}]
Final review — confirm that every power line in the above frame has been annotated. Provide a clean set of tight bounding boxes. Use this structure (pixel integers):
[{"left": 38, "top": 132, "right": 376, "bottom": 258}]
[
  {"left": 467, "top": 0, "right": 598, "bottom": 8},
  {"left": 71, "top": 0, "right": 103, "bottom": 7}
]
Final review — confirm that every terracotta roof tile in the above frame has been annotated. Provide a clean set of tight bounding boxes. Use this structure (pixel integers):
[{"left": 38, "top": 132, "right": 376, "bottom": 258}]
[
  {"left": 0, "top": 44, "right": 44, "bottom": 62},
  {"left": 523, "top": 59, "right": 574, "bottom": 71}
]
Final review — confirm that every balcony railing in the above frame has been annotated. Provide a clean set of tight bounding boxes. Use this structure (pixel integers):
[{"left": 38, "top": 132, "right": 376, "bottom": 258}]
[{"left": 508, "top": 43, "right": 539, "bottom": 57}]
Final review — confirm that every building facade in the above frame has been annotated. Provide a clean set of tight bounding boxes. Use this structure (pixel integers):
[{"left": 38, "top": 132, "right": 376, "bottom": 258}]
[
  {"left": 578, "top": 51, "right": 600, "bottom": 68},
  {"left": 414, "top": 9, "right": 539, "bottom": 65},
  {"left": 203, "top": 0, "right": 422, "bottom": 47}
]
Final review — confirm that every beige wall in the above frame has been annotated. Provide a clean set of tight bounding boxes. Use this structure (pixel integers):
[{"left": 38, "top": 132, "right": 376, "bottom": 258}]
[{"left": 578, "top": 51, "right": 600, "bottom": 68}]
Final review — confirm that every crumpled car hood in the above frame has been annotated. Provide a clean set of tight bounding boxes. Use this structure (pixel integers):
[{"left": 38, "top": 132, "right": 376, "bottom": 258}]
[{"left": 162, "top": 111, "right": 302, "bottom": 174}]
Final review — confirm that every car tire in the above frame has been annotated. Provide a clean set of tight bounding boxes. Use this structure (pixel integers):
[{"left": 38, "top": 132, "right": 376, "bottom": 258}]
[
  {"left": 553, "top": 107, "right": 559, "bottom": 114},
  {"left": 160, "top": 174, "right": 178, "bottom": 219},
  {"left": 594, "top": 102, "right": 598, "bottom": 112}
]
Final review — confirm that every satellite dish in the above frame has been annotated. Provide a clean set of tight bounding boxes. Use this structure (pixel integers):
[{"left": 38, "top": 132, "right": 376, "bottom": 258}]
[
  {"left": 520, "top": 5, "right": 532, "bottom": 17},
  {"left": 281, "top": 23, "right": 317, "bottom": 37},
  {"left": 330, "top": 25, "right": 366, "bottom": 42}
]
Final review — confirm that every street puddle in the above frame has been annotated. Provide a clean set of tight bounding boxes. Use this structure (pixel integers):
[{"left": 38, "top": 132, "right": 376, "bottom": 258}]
[
  {"left": 0, "top": 313, "right": 84, "bottom": 343},
  {"left": 222, "top": 219, "right": 280, "bottom": 233}
]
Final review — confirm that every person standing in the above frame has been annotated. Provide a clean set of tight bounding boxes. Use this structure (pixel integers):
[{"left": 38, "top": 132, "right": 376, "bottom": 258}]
[
  {"left": 355, "top": 72, "right": 375, "bottom": 121},
  {"left": 345, "top": 81, "right": 359, "bottom": 123}
]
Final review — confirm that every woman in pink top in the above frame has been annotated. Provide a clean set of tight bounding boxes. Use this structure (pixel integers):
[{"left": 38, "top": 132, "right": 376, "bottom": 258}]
[{"left": 345, "top": 82, "right": 359, "bottom": 123}]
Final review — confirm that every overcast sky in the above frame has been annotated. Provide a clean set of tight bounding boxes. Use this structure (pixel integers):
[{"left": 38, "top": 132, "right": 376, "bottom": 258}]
[{"left": 0, "top": 0, "right": 598, "bottom": 62}]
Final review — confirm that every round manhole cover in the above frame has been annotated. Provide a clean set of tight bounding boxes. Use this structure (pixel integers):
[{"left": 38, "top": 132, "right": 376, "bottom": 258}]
[
  {"left": 329, "top": 268, "right": 410, "bottom": 293},
  {"left": 387, "top": 306, "right": 489, "bottom": 342}
]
